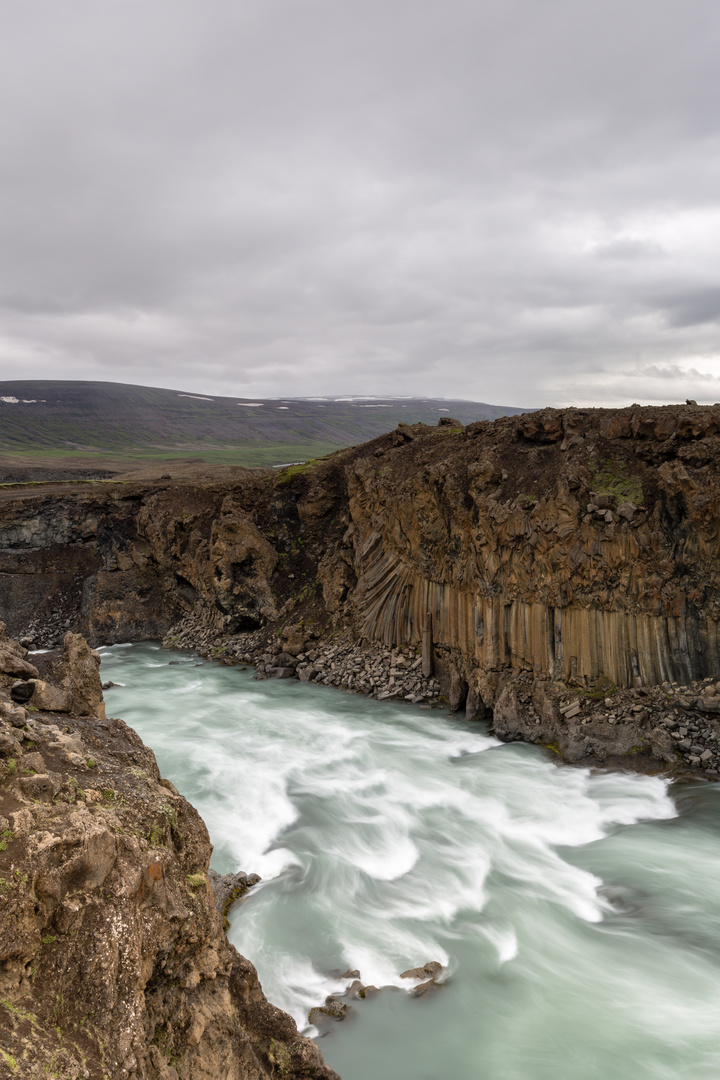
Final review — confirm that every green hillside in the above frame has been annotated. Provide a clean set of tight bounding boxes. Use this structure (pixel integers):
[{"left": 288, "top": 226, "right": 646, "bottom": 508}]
[{"left": 0, "top": 381, "right": 528, "bottom": 467}]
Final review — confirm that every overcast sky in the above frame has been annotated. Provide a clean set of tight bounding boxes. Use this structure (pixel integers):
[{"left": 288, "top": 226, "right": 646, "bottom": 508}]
[{"left": 1, "top": 0, "right": 720, "bottom": 408}]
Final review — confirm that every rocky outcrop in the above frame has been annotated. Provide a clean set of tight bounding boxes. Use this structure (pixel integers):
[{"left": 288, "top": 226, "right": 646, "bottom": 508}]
[
  {"left": 0, "top": 471, "right": 277, "bottom": 648},
  {"left": 208, "top": 869, "right": 261, "bottom": 930},
  {"left": 0, "top": 626, "right": 39, "bottom": 681},
  {"left": 0, "top": 630, "right": 339, "bottom": 1080}
]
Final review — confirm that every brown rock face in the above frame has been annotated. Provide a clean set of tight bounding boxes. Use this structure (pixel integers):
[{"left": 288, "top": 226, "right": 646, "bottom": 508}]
[
  {"left": 56, "top": 631, "right": 107, "bottom": 719},
  {"left": 0, "top": 639, "right": 39, "bottom": 680},
  {"left": 342, "top": 405, "right": 720, "bottom": 690},
  {"left": 0, "top": 629, "right": 339, "bottom": 1080},
  {"left": 210, "top": 498, "right": 279, "bottom": 629},
  {"left": 2, "top": 402, "right": 720, "bottom": 696}
]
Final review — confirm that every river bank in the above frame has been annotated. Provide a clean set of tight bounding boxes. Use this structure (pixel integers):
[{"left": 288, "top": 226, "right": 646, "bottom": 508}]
[{"left": 161, "top": 614, "right": 720, "bottom": 781}]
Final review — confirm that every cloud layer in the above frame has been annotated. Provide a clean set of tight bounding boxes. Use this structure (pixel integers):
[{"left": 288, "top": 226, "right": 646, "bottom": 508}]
[{"left": 2, "top": 0, "right": 720, "bottom": 406}]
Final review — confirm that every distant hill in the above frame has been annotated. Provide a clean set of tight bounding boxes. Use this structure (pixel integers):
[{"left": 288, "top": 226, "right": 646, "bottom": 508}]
[{"left": 0, "top": 381, "right": 529, "bottom": 467}]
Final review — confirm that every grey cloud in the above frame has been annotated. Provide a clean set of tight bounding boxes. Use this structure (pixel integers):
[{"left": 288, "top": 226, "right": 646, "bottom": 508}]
[
  {"left": 653, "top": 289, "right": 720, "bottom": 328},
  {"left": 1, "top": 0, "right": 720, "bottom": 406},
  {"left": 639, "top": 364, "right": 720, "bottom": 383},
  {"left": 593, "top": 238, "right": 666, "bottom": 261}
]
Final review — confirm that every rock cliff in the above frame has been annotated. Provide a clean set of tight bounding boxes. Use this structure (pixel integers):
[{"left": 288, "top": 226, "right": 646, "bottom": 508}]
[
  {"left": 2, "top": 402, "right": 720, "bottom": 774},
  {"left": 0, "top": 627, "right": 338, "bottom": 1080}
]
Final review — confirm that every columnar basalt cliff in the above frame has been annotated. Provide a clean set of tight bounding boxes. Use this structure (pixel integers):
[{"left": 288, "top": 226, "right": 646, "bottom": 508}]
[
  {"left": 1, "top": 403, "right": 720, "bottom": 773},
  {"left": 0, "top": 626, "right": 339, "bottom": 1080},
  {"left": 345, "top": 405, "right": 720, "bottom": 689}
]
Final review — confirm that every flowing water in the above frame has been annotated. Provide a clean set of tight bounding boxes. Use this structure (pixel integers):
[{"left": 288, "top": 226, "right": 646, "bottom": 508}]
[{"left": 99, "top": 642, "right": 720, "bottom": 1079}]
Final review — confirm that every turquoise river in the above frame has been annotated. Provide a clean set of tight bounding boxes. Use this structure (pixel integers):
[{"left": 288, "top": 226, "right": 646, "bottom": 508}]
[{"left": 98, "top": 643, "right": 720, "bottom": 1080}]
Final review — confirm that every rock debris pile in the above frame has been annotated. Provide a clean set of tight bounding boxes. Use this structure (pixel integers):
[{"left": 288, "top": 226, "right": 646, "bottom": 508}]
[
  {"left": 254, "top": 639, "right": 441, "bottom": 705},
  {"left": 663, "top": 680, "right": 720, "bottom": 774},
  {"left": 561, "top": 678, "right": 720, "bottom": 775},
  {"left": 492, "top": 670, "right": 720, "bottom": 777},
  {"left": 164, "top": 617, "right": 443, "bottom": 707}
]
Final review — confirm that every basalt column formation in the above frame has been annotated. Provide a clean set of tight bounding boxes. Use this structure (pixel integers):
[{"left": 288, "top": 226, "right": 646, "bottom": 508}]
[
  {"left": 343, "top": 405, "right": 720, "bottom": 696},
  {"left": 0, "top": 405, "right": 719, "bottom": 703}
]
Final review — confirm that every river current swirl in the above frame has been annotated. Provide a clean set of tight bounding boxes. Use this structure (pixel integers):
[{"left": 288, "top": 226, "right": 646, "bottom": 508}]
[{"left": 99, "top": 643, "right": 720, "bottom": 1080}]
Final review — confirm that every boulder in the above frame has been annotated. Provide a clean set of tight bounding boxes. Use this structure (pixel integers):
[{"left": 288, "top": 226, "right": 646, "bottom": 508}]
[
  {"left": 56, "top": 632, "right": 106, "bottom": 719},
  {"left": 308, "top": 1000, "right": 349, "bottom": 1024},
  {"left": 21, "top": 751, "right": 46, "bottom": 773},
  {"left": 449, "top": 669, "right": 468, "bottom": 712},
  {"left": 0, "top": 649, "right": 39, "bottom": 681},
  {"left": 27, "top": 680, "right": 72, "bottom": 713},
  {"left": 400, "top": 961, "right": 443, "bottom": 981},
  {"left": 0, "top": 701, "right": 27, "bottom": 726},
  {"left": 465, "top": 685, "right": 487, "bottom": 722},
  {"left": 281, "top": 627, "right": 306, "bottom": 657},
  {"left": 400, "top": 961, "right": 444, "bottom": 997},
  {"left": 267, "top": 667, "right": 296, "bottom": 679},
  {"left": 10, "top": 681, "right": 35, "bottom": 704},
  {"left": 275, "top": 652, "right": 300, "bottom": 668}
]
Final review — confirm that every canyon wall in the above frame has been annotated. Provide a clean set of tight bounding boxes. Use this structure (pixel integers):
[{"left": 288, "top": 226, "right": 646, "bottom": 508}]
[
  {"left": 343, "top": 405, "right": 720, "bottom": 693},
  {"left": 1, "top": 404, "right": 720, "bottom": 698}
]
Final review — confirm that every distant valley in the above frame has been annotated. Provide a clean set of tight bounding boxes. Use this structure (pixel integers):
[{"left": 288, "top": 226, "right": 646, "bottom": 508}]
[{"left": 0, "top": 380, "right": 527, "bottom": 470}]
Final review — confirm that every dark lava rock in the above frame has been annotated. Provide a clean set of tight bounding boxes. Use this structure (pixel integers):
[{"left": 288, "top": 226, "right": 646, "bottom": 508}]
[{"left": 10, "top": 680, "right": 35, "bottom": 703}]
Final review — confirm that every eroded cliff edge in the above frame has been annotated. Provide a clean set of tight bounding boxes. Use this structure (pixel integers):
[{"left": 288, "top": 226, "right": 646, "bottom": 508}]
[
  {"left": 2, "top": 403, "right": 720, "bottom": 776},
  {"left": 0, "top": 627, "right": 339, "bottom": 1080}
]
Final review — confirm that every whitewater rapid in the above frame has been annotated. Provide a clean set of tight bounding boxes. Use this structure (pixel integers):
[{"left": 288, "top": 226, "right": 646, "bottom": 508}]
[{"left": 99, "top": 643, "right": 720, "bottom": 1080}]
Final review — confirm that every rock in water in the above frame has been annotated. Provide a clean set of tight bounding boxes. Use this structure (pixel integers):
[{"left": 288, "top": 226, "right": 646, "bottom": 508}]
[{"left": 208, "top": 868, "right": 262, "bottom": 927}]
